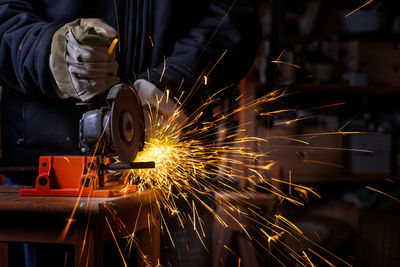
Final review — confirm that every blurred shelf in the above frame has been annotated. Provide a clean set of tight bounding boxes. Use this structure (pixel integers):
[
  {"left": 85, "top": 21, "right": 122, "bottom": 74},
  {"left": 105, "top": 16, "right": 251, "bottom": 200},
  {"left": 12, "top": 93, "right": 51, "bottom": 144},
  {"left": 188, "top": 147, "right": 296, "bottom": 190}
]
[
  {"left": 292, "top": 174, "right": 399, "bottom": 184},
  {"left": 338, "top": 33, "right": 400, "bottom": 42},
  {"left": 294, "top": 83, "right": 400, "bottom": 95}
]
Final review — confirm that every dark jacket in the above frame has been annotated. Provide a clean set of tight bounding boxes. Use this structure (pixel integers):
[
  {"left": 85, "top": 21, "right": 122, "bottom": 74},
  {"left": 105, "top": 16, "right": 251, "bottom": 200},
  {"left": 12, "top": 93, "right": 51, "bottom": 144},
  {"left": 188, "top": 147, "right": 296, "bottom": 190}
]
[{"left": 0, "top": 0, "right": 261, "bottom": 183}]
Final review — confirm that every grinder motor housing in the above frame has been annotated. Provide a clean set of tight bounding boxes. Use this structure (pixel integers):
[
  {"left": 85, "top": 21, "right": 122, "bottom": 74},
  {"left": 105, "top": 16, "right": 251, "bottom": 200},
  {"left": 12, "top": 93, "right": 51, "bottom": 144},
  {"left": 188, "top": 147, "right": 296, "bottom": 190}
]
[{"left": 79, "top": 83, "right": 145, "bottom": 164}]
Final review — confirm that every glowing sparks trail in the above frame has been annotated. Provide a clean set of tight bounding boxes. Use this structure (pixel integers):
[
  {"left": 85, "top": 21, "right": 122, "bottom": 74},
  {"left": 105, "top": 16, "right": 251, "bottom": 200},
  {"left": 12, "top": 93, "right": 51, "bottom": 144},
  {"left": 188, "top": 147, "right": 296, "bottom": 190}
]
[
  {"left": 110, "top": 83, "right": 358, "bottom": 266},
  {"left": 271, "top": 49, "right": 302, "bottom": 69},
  {"left": 365, "top": 186, "right": 400, "bottom": 204},
  {"left": 105, "top": 217, "right": 128, "bottom": 267},
  {"left": 54, "top": 2, "right": 369, "bottom": 266},
  {"left": 308, "top": 248, "right": 337, "bottom": 267},
  {"left": 84, "top": 37, "right": 357, "bottom": 266},
  {"left": 345, "top": 0, "right": 374, "bottom": 17}
]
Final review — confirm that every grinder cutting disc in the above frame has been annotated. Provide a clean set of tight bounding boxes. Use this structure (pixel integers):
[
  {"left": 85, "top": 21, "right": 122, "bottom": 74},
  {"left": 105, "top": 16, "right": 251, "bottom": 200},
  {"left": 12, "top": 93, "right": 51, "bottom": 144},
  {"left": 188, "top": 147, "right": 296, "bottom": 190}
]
[{"left": 108, "top": 84, "right": 145, "bottom": 163}]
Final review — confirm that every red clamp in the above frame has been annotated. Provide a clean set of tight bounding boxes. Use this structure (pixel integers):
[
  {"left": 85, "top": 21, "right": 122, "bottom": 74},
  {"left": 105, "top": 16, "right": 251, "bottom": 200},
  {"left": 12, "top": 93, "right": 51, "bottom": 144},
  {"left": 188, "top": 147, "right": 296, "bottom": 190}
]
[{"left": 20, "top": 156, "right": 136, "bottom": 197}]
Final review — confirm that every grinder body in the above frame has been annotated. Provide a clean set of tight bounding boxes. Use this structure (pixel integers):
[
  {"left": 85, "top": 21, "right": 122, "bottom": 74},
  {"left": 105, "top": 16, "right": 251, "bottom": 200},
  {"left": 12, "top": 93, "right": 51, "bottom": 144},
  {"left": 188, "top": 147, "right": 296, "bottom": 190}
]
[{"left": 79, "top": 83, "right": 145, "bottom": 163}]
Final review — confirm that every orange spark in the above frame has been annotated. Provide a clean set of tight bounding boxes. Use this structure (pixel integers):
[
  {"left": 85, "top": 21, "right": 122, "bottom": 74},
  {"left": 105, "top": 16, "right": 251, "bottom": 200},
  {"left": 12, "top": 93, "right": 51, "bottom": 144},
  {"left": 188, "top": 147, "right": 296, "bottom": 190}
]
[
  {"left": 148, "top": 35, "right": 154, "bottom": 47},
  {"left": 259, "top": 109, "right": 296, "bottom": 116},
  {"left": 113, "top": 0, "right": 121, "bottom": 51},
  {"left": 105, "top": 217, "right": 128, "bottom": 267},
  {"left": 302, "top": 102, "right": 345, "bottom": 112},
  {"left": 166, "top": 89, "right": 170, "bottom": 104},
  {"left": 271, "top": 60, "right": 302, "bottom": 69},
  {"left": 276, "top": 215, "right": 303, "bottom": 235},
  {"left": 271, "top": 178, "right": 321, "bottom": 198},
  {"left": 271, "top": 49, "right": 301, "bottom": 68},
  {"left": 346, "top": 0, "right": 374, "bottom": 17},
  {"left": 107, "top": 38, "right": 119, "bottom": 55},
  {"left": 339, "top": 113, "right": 360, "bottom": 132},
  {"left": 365, "top": 186, "right": 400, "bottom": 203},
  {"left": 275, "top": 115, "right": 319, "bottom": 126},
  {"left": 277, "top": 49, "right": 285, "bottom": 61},
  {"left": 302, "top": 159, "right": 345, "bottom": 169},
  {"left": 200, "top": 0, "right": 238, "bottom": 58},
  {"left": 308, "top": 248, "right": 337, "bottom": 267},
  {"left": 160, "top": 56, "right": 166, "bottom": 82},
  {"left": 302, "top": 251, "right": 315, "bottom": 267},
  {"left": 224, "top": 244, "right": 241, "bottom": 261}
]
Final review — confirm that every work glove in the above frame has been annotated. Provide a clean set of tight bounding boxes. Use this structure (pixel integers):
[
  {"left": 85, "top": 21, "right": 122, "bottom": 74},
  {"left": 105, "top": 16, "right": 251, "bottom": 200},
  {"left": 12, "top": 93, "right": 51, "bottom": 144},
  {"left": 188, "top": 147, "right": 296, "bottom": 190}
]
[
  {"left": 134, "top": 79, "right": 188, "bottom": 132},
  {"left": 50, "top": 18, "right": 119, "bottom": 102}
]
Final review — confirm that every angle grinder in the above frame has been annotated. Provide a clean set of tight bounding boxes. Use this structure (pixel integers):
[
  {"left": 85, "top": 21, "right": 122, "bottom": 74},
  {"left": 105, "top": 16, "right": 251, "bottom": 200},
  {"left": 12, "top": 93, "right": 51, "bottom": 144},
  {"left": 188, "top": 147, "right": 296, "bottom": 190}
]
[
  {"left": 79, "top": 83, "right": 145, "bottom": 163},
  {"left": 1, "top": 83, "right": 151, "bottom": 196}
]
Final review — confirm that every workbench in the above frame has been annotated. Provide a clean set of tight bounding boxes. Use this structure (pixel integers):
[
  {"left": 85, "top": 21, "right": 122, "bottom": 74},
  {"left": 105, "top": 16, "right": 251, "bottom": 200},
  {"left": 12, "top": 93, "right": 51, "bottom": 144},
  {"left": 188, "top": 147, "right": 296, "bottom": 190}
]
[{"left": 0, "top": 185, "right": 160, "bottom": 267}]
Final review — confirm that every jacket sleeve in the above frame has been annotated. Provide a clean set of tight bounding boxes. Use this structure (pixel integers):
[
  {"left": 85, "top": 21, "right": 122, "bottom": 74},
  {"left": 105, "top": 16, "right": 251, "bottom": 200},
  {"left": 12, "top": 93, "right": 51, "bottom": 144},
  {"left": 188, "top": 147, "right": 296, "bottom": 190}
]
[
  {"left": 140, "top": 0, "right": 261, "bottom": 100},
  {"left": 0, "top": 1, "right": 61, "bottom": 97}
]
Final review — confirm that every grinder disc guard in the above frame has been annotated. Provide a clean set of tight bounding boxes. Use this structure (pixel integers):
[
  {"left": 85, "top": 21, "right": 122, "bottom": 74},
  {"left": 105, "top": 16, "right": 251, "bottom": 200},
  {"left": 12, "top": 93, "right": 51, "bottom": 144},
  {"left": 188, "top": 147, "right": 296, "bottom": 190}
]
[{"left": 108, "top": 84, "right": 145, "bottom": 163}]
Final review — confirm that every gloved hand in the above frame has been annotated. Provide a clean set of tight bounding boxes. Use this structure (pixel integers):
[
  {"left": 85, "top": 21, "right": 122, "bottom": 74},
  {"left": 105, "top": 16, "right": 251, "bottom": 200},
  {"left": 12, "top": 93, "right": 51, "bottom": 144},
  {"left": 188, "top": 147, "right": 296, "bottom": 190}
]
[
  {"left": 134, "top": 79, "right": 188, "bottom": 131},
  {"left": 50, "top": 18, "right": 119, "bottom": 102}
]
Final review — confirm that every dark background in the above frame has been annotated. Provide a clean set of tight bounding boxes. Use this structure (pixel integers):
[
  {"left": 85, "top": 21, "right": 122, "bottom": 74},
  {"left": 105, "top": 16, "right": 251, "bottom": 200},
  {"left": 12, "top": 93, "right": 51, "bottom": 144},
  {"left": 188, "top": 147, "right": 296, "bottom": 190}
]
[{"left": 228, "top": 0, "right": 400, "bottom": 266}]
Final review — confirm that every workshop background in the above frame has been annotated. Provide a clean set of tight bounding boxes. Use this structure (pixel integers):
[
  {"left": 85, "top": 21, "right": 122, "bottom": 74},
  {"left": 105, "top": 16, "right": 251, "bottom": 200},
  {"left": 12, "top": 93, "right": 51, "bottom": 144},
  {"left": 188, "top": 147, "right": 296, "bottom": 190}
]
[
  {"left": 231, "top": 0, "right": 400, "bottom": 266},
  {"left": 1, "top": 0, "right": 400, "bottom": 266}
]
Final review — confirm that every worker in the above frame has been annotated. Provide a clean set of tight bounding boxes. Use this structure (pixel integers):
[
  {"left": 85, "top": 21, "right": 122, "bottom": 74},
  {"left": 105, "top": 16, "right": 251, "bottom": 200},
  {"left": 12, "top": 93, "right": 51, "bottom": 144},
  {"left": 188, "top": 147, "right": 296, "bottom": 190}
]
[{"left": 0, "top": 0, "right": 261, "bottom": 266}]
